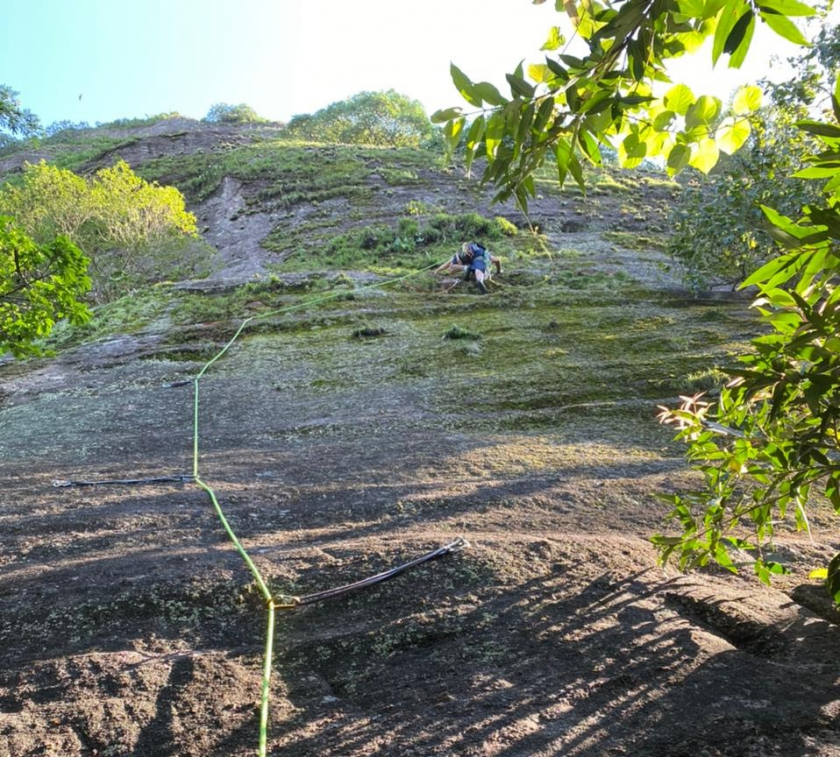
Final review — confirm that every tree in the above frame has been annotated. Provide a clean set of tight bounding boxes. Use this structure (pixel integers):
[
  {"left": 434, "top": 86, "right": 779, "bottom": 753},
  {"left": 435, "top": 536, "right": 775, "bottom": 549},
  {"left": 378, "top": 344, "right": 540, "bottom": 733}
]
[
  {"left": 668, "top": 103, "right": 821, "bottom": 290},
  {"left": 44, "top": 120, "right": 92, "bottom": 138},
  {"left": 764, "top": 21, "right": 840, "bottom": 110},
  {"left": 656, "top": 89, "right": 840, "bottom": 601},
  {"left": 0, "top": 84, "right": 40, "bottom": 137},
  {"left": 0, "top": 160, "right": 199, "bottom": 302},
  {"left": 0, "top": 217, "right": 90, "bottom": 358},
  {"left": 667, "top": 22, "right": 837, "bottom": 290},
  {"left": 439, "top": 1, "right": 840, "bottom": 601},
  {"left": 284, "top": 90, "right": 433, "bottom": 147},
  {"left": 204, "top": 102, "right": 268, "bottom": 124},
  {"left": 0, "top": 87, "right": 88, "bottom": 358}
]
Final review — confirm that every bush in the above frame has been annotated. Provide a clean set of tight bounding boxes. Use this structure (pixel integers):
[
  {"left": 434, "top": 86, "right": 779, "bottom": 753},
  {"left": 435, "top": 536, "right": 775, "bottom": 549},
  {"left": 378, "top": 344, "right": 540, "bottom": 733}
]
[
  {"left": 443, "top": 325, "right": 481, "bottom": 340},
  {"left": 97, "top": 113, "right": 183, "bottom": 130},
  {"left": 0, "top": 160, "right": 203, "bottom": 301},
  {"left": 420, "top": 213, "right": 501, "bottom": 245},
  {"left": 44, "top": 120, "right": 92, "bottom": 139},
  {"left": 283, "top": 91, "right": 432, "bottom": 147},
  {"left": 495, "top": 216, "right": 518, "bottom": 236},
  {"left": 328, "top": 212, "right": 503, "bottom": 261},
  {"left": 204, "top": 103, "right": 268, "bottom": 124}
]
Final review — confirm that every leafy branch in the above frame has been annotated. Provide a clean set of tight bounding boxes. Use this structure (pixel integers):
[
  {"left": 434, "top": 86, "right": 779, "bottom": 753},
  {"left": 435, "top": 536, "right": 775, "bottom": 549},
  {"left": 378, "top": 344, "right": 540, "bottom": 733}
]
[
  {"left": 656, "top": 81, "right": 840, "bottom": 602},
  {"left": 435, "top": 0, "right": 815, "bottom": 208}
]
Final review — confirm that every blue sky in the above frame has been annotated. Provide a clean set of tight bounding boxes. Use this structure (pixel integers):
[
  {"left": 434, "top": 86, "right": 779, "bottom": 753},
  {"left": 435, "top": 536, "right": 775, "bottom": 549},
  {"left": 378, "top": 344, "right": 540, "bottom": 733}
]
[{"left": 1, "top": 0, "right": 819, "bottom": 128}]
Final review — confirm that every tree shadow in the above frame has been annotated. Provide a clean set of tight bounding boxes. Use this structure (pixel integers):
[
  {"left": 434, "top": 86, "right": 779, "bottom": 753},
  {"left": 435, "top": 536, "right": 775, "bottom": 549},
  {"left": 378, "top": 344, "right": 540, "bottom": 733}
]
[
  {"left": 272, "top": 568, "right": 840, "bottom": 756},
  {"left": 1, "top": 406, "right": 837, "bottom": 756},
  {"left": 131, "top": 656, "right": 195, "bottom": 756}
]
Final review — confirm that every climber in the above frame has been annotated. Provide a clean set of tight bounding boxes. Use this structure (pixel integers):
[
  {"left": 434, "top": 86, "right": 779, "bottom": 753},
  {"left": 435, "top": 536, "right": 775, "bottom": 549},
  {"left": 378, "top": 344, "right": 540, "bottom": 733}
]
[{"left": 434, "top": 242, "right": 501, "bottom": 294}]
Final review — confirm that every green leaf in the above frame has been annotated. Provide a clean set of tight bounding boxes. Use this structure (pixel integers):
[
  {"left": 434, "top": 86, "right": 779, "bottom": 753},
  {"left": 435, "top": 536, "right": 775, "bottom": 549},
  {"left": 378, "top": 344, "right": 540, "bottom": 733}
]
[
  {"left": 833, "top": 78, "right": 840, "bottom": 122},
  {"left": 628, "top": 37, "right": 646, "bottom": 80},
  {"left": 807, "top": 207, "right": 840, "bottom": 237},
  {"left": 758, "top": 0, "right": 815, "bottom": 14},
  {"left": 517, "top": 102, "right": 536, "bottom": 145},
  {"left": 723, "top": 10, "right": 753, "bottom": 55},
  {"left": 619, "top": 131, "right": 647, "bottom": 169},
  {"left": 586, "top": 108, "right": 614, "bottom": 135},
  {"left": 475, "top": 82, "right": 507, "bottom": 107},
  {"left": 704, "top": 0, "right": 729, "bottom": 17},
  {"left": 559, "top": 54, "right": 585, "bottom": 69},
  {"left": 569, "top": 151, "right": 585, "bottom": 192},
  {"left": 533, "top": 97, "right": 556, "bottom": 133},
  {"left": 713, "top": 0, "right": 747, "bottom": 65},
  {"left": 679, "top": 0, "right": 707, "bottom": 15},
  {"left": 795, "top": 120, "right": 840, "bottom": 138},
  {"left": 732, "top": 84, "right": 762, "bottom": 114},
  {"left": 677, "top": 29, "right": 709, "bottom": 53},
  {"left": 465, "top": 115, "right": 486, "bottom": 149},
  {"left": 685, "top": 95, "right": 721, "bottom": 129},
  {"left": 654, "top": 110, "right": 676, "bottom": 131},
  {"left": 541, "top": 26, "right": 566, "bottom": 50},
  {"left": 443, "top": 117, "right": 465, "bottom": 159},
  {"left": 727, "top": 12, "right": 755, "bottom": 68},
  {"left": 583, "top": 92, "right": 615, "bottom": 116},
  {"left": 826, "top": 552, "right": 840, "bottom": 603},
  {"left": 689, "top": 137, "right": 720, "bottom": 173},
  {"left": 515, "top": 183, "right": 530, "bottom": 213},
  {"left": 546, "top": 58, "right": 570, "bottom": 81},
  {"left": 566, "top": 84, "right": 581, "bottom": 113},
  {"left": 555, "top": 137, "right": 572, "bottom": 186},
  {"left": 528, "top": 63, "right": 552, "bottom": 84},
  {"left": 741, "top": 247, "right": 798, "bottom": 288},
  {"left": 714, "top": 542, "right": 738, "bottom": 573},
  {"left": 506, "top": 73, "right": 536, "bottom": 99},
  {"left": 430, "top": 107, "right": 463, "bottom": 124},
  {"left": 464, "top": 116, "right": 486, "bottom": 174},
  {"left": 666, "top": 143, "right": 691, "bottom": 175},
  {"left": 650, "top": 535, "right": 685, "bottom": 546},
  {"left": 619, "top": 94, "right": 656, "bottom": 107},
  {"left": 760, "top": 11, "right": 809, "bottom": 45},
  {"left": 664, "top": 84, "right": 695, "bottom": 115},
  {"left": 754, "top": 559, "right": 790, "bottom": 585},
  {"left": 451, "top": 63, "right": 482, "bottom": 107},
  {"left": 484, "top": 112, "right": 506, "bottom": 159},
  {"left": 760, "top": 204, "right": 823, "bottom": 240},
  {"left": 578, "top": 129, "right": 602, "bottom": 165},
  {"left": 716, "top": 117, "right": 751, "bottom": 154}
]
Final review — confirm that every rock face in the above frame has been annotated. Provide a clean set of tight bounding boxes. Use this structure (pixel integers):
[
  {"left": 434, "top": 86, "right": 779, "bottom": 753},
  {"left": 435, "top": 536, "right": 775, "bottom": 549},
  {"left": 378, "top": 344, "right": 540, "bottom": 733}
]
[
  {"left": 5, "top": 120, "right": 836, "bottom": 757},
  {"left": 195, "top": 176, "right": 279, "bottom": 282}
]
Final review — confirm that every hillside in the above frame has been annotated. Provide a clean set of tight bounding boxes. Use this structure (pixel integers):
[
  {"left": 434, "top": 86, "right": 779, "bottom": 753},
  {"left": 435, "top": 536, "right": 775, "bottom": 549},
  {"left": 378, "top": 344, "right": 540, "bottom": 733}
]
[{"left": 1, "top": 118, "right": 838, "bottom": 757}]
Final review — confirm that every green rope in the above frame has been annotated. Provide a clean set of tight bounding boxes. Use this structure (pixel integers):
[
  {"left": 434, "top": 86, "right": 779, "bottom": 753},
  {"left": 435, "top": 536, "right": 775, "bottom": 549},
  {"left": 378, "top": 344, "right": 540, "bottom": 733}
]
[
  {"left": 194, "top": 477, "right": 273, "bottom": 601},
  {"left": 260, "top": 602, "right": 276, "bottom": 756},
  {"left": 190, "top": 261, "right": 445, "bottom": 756}
]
